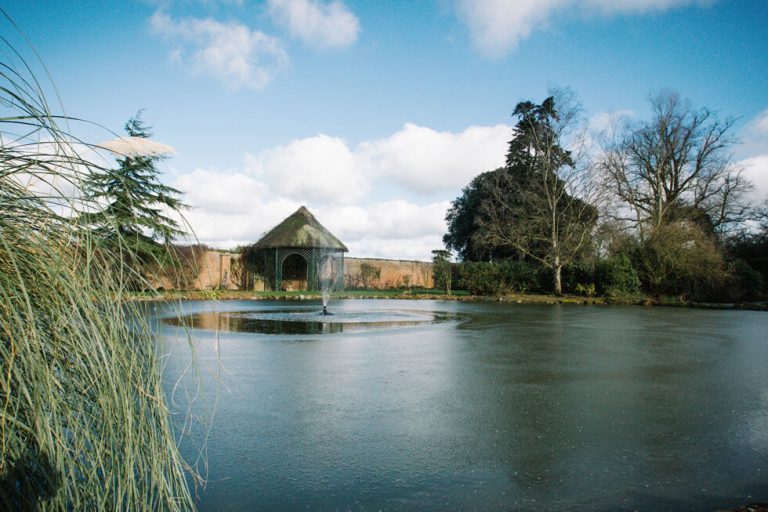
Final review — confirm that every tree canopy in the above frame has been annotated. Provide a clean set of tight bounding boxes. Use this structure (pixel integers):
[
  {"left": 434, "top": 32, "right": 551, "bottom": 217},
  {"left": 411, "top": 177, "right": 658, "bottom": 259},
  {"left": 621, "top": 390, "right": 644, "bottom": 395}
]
[
  {"left": 443, "top": 168, "right": 519, "bottom": 261},
  {"left": 444, "top": 90, "right": 764, "bottom": 301}
]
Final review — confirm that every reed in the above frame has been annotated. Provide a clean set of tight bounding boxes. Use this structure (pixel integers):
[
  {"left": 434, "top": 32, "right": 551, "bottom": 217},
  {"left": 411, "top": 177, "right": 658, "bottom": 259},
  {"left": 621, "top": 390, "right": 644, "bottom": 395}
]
[{"left": 0, "top": 18, "right": 195, "bottom": 511}]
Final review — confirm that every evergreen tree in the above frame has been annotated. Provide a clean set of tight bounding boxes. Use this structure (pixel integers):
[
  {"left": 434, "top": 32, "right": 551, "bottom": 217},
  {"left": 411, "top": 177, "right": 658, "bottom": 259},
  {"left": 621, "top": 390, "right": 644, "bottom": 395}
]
[
  {"left": 82, "top": 112, "right": 187, "bottom": 263},
  {"left": 443, "top": 168, "right": 519, "bottom": 261},
  {"left": 444, "top": 99, "right": 574, "bottom": 263}
]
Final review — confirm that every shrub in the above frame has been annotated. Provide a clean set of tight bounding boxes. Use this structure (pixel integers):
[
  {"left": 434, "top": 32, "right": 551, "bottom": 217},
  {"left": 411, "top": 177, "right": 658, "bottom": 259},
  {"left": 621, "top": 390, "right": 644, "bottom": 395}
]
[
  {"left": 575, "top": 282, "right": 596, "bottom": 297},
  {"left": 457, "top": 260, "right": 550, "bottom": 295},
  {"left": 536, "top": 266, "right": 555, "bottom": 293},
  {"left": 596, "top": 254, "right": 641, "bottom": 297},
  {"left": 727, "top": 259, "right": 764, "bottom": 301},
  {"left": 498, "top": 260, "right": 540, "bottom": 293},
  {"left": 457, "top": 262, "right": 507, "bottom": 295},
  {"left": 633, "top": 222, "right": 728, "bottom": 300},
  {"left": 727, "top": 227, "right": 768, "bottom": 295},
  {"left": 562, "top": 261, "right": 595, "bottom": 294}
]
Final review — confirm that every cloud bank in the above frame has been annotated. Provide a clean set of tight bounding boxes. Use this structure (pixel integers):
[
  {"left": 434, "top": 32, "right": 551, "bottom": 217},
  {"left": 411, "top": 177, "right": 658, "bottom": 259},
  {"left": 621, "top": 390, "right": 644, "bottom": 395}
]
[{"left": 171, "top": 123, "right": 509, "bottom": 259}]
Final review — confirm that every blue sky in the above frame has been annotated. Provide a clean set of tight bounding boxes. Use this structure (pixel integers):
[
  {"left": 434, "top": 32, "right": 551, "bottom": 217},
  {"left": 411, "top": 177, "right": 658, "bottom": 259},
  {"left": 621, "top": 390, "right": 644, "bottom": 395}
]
[{"left": 5, "top": 0, "right": 768, "bottom": 259}]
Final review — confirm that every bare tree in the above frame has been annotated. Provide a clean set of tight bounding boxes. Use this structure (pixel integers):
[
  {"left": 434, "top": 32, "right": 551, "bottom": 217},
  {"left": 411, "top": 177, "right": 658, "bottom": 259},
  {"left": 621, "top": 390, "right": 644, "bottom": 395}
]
[
  {"left": 474, "top": 91, "right": 600, "bottom": 295},
  {"left": 599, "top": 91, "right": 752, "bottom": 237}
]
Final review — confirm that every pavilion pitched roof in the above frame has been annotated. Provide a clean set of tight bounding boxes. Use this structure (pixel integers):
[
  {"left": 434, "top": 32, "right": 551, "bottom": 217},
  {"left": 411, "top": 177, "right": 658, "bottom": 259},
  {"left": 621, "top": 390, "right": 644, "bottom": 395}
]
[{"left": 252, "top": 206, "right": 348, "bottom": 251}]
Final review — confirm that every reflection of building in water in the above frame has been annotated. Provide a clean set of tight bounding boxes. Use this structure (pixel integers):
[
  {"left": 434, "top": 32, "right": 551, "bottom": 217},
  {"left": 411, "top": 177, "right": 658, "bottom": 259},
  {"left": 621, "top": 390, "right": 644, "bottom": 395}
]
[
  {"left": 189, "top": 311, "right": 348, "bottom": 335},
  {"left": 166, "top": 309, "right": 445, "bottom": 335},
  {"left": 194, "top": 311, "right": 235, "bottom": 332}
]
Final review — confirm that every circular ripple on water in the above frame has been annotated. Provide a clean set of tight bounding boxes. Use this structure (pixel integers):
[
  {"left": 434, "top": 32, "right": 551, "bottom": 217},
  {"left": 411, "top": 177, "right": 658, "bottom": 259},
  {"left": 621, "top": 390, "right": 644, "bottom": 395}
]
[{"left": 165, "top": 308, "right": 456, "bottom": 335}]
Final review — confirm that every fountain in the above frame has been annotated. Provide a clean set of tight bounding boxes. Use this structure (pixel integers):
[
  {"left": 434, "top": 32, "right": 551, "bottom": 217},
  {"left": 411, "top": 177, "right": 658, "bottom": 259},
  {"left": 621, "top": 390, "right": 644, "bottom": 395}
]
[{"left": 318, "top": 254, "right": 336, "bottom": 316}]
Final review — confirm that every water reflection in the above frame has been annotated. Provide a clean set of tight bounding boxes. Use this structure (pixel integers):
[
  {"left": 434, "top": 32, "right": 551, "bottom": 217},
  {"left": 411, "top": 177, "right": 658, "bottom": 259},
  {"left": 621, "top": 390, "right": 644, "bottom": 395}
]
[{"left": 163, "top": 307, "right": 453, "bottom": 335}]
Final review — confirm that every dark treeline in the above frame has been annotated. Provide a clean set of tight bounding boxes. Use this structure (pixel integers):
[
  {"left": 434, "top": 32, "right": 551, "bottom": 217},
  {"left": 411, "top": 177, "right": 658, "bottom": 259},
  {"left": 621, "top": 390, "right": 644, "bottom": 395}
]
[{"left": 441, "top": 90, "right": 766, "bottom": 302}]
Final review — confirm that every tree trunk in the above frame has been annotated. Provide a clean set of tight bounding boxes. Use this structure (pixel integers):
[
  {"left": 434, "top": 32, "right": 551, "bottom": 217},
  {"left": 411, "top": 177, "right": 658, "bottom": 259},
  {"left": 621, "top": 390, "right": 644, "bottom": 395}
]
[{"left": 554, "top": 262, "right": 562, "bottom": 296}]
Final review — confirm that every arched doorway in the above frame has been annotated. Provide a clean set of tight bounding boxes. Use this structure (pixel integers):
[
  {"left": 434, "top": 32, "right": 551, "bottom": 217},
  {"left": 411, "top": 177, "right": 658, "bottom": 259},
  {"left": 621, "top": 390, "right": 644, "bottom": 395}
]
[{"left": 281, "top": 253, "right": 308, "bottom": 290}]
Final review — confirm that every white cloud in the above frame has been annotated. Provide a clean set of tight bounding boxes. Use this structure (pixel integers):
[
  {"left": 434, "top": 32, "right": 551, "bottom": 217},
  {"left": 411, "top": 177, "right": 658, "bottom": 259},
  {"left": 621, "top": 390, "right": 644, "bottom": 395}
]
[
  {"left": 316, "top": 201, "right": 449, "bottom": 240},
  {"left": 736, "top": 109, "right": 768, "bottom": 202},
  {"left": 581, "top": 0, "right": 713, "bottom": 15},
  {"left": 753, "top": 110, "right": 768, "bottom": 135},
  {"left": 1, "top": 139, "right": 115, "bottom": 208},
  {"left": 313, "top": 205, "right": 370, "bottom": 238},
  {"left": 454, "top": 0, "right": 709, "bottom": 57},
  {"left": 367, "top": 200, "right": 449, "bottom": 239},
  {"left": 245, "top": 134, "right": 367, "bottom": 204},
  {"left": 455, "top": 0, "right": 565, "bottom": 58},
  {"left": 583, "top": 109, "right": 635, "bottom": 155},
  {"left": 740, "top": 155, "right": 768, "bottom": 202},
  {"left": 172, "top": 177, "right": 449, "bottom": 258},
  {"left": 267, "top": 0, "right": 360, "bottom": 49},
  {"left": 358, "top": 123, "right": 509, "bottom": 194},
  {"left": 346, "top": 236, "right": 445, "bottom": 261},
  {"left": 174, "top": 168, "right": 267, "bottom": 215},
  {"left": 739, "top": 108, "right": 768, "bottom": 158},
  {"left": 150, "top": 11, "right": 289, "bottom": 90},
  {"left": 316, "top": 201, "right": 450, "bottom": 260},
  {"left": 171, "top": 168, "right": 301, "bottom": 244}
]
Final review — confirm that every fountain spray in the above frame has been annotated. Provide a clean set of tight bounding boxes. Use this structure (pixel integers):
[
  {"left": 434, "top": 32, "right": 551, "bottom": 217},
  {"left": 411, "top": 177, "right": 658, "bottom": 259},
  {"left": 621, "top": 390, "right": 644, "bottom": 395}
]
[{"left": 319, "top": 255, "right": 334, "bottom": 315}]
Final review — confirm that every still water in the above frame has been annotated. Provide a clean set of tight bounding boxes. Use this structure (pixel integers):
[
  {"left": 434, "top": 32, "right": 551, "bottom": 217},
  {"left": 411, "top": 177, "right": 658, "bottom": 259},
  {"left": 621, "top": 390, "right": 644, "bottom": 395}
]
[{"left": 155, "top": 300, "right": 768, "bottom": 511}]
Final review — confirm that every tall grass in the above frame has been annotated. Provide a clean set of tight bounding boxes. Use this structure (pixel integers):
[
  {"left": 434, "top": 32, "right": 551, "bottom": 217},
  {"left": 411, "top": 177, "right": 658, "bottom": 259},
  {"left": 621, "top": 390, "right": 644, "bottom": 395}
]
[{"left": 0, "top": 18, "right": 195, "bottom": 510}]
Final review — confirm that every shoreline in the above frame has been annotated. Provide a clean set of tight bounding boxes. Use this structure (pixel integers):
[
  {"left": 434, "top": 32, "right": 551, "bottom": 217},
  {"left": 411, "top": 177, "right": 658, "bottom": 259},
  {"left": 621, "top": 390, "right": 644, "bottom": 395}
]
[{"left": 131, "top": 289, "right": 768, "bottom": 311}]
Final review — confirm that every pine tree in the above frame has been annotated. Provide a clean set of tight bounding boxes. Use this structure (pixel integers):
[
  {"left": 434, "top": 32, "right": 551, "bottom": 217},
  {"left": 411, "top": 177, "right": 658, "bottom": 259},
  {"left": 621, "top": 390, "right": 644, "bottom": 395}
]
[{"left": 82, "top": 112, "right": 187, "bottom": 263}]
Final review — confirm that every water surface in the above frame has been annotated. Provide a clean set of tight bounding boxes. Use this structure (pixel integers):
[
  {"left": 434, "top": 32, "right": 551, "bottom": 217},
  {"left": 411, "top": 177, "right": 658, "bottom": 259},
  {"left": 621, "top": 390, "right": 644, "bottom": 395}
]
[{"left": 156, "top": 300, "right": 768, "bottom": 511}]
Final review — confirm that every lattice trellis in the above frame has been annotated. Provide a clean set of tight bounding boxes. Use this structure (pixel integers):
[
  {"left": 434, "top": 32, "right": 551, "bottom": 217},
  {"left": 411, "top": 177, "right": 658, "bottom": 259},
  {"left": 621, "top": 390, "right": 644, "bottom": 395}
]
[{"left": 254, "top": 247, "right": 345, "bottom": 291}]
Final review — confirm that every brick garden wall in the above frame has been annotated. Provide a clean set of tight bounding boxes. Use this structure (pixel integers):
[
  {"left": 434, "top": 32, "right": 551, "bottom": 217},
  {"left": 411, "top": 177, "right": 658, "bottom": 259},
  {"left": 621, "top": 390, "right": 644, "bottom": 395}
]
[
  {"left": 343, "top": 257, "right": 433, "bottom": 289},
  {"left": 192, "top": 250, "right": 242, "bottom": 290},
  {"left": 153, "top": 250, "right": 433, "bottom": 290}
]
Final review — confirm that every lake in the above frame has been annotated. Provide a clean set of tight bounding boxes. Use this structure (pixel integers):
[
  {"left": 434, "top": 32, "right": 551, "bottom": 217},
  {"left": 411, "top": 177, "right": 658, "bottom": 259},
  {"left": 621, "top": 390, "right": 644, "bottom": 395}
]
[{"left": 154, "top": 299, "right": 768, "bottom": 511}]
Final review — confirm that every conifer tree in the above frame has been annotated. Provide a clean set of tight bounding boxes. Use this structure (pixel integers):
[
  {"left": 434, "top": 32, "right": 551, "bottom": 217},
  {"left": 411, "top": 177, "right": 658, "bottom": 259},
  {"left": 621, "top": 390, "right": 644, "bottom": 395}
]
[{"left": 82, "top": 112, "right": 187, "bottom": 263}]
